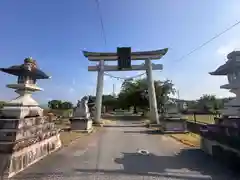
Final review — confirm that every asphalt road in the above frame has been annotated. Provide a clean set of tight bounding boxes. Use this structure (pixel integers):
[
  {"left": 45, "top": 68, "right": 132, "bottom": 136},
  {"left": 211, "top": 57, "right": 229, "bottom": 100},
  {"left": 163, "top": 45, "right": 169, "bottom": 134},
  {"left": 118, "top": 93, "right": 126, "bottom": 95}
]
[{"left": 11, "top": 120, "right": 239, "bottom": 180}]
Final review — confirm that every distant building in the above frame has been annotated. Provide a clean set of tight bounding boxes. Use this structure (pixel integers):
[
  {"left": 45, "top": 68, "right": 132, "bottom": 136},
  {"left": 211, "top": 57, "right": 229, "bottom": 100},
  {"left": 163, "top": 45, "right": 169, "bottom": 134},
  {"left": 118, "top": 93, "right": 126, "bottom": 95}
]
[{"left": 169, "top": 98, "right": 190, "bottom": 111}]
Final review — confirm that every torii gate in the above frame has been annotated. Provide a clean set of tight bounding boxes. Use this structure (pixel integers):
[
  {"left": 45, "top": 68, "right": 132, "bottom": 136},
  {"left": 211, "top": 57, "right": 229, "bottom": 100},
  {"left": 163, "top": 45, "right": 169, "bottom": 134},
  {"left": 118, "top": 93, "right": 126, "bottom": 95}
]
[{"left": 82, "top": 47, "right": 168, "bottom": 124}]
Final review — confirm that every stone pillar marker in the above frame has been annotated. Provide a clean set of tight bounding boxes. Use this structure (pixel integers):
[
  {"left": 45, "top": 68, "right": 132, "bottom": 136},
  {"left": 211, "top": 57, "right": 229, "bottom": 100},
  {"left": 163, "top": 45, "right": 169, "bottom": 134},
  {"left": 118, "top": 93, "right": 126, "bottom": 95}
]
[
  {"left": 0, "top": 57, "right": 61, "bottom": 178},
  {"left": 161, "top": 99, "right": 187, "bottom": 133},
  {"left": 70, "top": 96, "right": 93, "bottom": 132}
]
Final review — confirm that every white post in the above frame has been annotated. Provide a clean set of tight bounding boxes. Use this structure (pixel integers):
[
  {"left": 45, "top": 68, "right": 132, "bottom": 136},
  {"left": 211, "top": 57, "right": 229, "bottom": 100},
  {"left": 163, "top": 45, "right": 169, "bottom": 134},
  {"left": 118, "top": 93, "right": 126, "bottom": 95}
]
[
  {"left": 94, "top": 60, "right": 104, "bottom": 124},
  {"left": 145, "top": 59, "right": 160, "bottom": 124}
]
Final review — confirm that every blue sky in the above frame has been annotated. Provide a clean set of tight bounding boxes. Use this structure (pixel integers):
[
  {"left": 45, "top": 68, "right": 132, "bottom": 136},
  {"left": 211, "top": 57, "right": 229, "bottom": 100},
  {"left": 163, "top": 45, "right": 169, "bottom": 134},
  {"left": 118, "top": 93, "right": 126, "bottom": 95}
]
[{"left": 1, "top": 0, "right": 240, "bottom": 104}]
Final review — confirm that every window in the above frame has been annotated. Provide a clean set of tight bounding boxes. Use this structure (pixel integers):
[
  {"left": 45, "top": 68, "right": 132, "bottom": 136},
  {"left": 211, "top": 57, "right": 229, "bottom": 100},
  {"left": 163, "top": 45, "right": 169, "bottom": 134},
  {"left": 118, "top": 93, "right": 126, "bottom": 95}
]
[
  {"left": 234, "top": 72, "right": 239, "bottom": 80},
  {"left": 18, "top": 76, "right": 25, "bottom": 84},
  {"left": 17, "top": 76, "right": 36, "bottom": 84},
  {"left": 227, "top": 72, "right": 240, "bottom": 83},
  {"left": 236, "top": 56, "right": 240, "bottom": 62}
]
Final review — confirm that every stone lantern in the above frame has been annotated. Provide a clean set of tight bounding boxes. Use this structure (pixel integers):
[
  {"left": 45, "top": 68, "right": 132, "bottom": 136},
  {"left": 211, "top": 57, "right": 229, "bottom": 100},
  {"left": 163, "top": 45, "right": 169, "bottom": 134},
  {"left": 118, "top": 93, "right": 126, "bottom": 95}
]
[
  {"left": 210, "top": 51, "right": 240, "bottom": 119},
  {"left": 200, "top": 51, "right": 240, "bottom": 161},
  {"left": 0, "top": 57, "right": 61, "bottom": 178}
]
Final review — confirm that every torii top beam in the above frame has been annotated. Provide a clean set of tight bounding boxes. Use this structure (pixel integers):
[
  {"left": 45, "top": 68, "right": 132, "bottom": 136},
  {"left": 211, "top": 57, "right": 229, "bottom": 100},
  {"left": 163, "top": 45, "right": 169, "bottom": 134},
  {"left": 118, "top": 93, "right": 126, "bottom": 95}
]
[{"left": 82, "top": 48, "right": 168, "bottom": 61}]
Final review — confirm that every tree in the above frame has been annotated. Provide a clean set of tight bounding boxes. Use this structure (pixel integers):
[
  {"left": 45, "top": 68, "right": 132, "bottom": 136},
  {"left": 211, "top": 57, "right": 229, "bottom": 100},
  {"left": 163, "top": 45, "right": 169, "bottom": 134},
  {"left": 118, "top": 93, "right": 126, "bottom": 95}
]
[
  {"left": 118, "top": 78, "right": 175, "bottom": 115},
  {"left": 88, "top": 95, "right": 96, "bottom": 109},
  {"left": 48, "top": 100, "right": 73, "bottom": 110},
  {"left": 154, "top": 80, "right": 175, "bottom": 114},
  {"left": 118, "top": 79, "right": 148, "bottom": 113},
  {"left": 196, "top": 94, "right": 224, "bottom": 114},
  {"left": 87, "top": 95, "right": 118, "bottom": 112},
  {"left": 61, "top": 101, "right": 73, "bottom": 109},
  {"left": 0, "top": 101, "right": 6, "bottom": 109},
  {"left": 102, "top": 95, "right": 118, "bottom": 112},
  {"left": 48, "top": 100, "right": 61, "bottom": 109}
]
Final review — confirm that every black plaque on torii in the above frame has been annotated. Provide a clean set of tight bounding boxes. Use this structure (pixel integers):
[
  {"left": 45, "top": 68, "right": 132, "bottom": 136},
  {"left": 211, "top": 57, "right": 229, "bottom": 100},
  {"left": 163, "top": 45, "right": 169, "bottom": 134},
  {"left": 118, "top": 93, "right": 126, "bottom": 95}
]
[{"left": 117, "top": 47, "right": 131, "bottom": 70}]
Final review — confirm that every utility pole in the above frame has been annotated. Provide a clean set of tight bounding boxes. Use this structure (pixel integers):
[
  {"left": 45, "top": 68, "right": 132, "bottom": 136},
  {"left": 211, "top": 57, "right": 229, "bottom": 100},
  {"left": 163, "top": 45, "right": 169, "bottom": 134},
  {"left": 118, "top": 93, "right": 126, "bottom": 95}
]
[
  {"left": 112, "top": 83, "right": 116, "bottom": 97},
  {"left": 177, "top": 89, "right": 180, "bottom": 100},
  {"left": 176, "top": 89, "right": 180, "bottom": 110}
]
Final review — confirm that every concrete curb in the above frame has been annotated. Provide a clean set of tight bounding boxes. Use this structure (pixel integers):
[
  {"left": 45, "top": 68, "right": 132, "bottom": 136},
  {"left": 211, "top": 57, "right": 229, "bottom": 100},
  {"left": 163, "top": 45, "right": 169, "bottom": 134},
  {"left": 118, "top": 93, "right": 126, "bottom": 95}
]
[{"left": 169, "top": 135, "right": 197, "bottom": 147}]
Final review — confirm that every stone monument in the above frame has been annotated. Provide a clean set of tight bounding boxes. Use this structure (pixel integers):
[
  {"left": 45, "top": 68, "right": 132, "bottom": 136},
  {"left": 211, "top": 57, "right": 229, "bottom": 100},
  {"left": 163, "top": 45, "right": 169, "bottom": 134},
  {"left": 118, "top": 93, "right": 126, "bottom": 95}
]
[
  {"left": 70, "top": 96, "right": 93, "bottom": 132},
  {"left": 0, "top": 57, "right": 61, "bottom": 178},
  {"left": 165, "top": 99, "right": 182, "bottom": 117},
  {"left": 200, "top": 51, "right": 240, "bottom": 163},
  {"left": 161, "top": 99, "right": 187, "bottom": 133}
]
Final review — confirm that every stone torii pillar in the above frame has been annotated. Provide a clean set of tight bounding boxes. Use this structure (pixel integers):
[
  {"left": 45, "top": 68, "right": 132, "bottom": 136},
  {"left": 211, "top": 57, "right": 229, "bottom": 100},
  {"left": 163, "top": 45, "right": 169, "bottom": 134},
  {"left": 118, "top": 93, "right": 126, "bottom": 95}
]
[
  {"left": 145, "top": 58, "right": 159, "bottom": 124},
  {"left": 95, "top": 59, "right": 104, "bottom": 124},
  {"left": 82, "top": 48, "right": 168, "bottom": 124}
]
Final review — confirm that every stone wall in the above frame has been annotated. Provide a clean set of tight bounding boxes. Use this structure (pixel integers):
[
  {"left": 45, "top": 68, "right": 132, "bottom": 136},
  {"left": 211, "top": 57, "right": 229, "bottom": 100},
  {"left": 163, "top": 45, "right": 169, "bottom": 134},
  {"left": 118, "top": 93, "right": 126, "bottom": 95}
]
[
  {"left": 186, "top": 121, "right": 204, "bottom": 134},
  {"left": 0, "top": 116, "right": 59, "bottom": 151},
  {"left": 163, "top": 120, "right": 187, "bottom": 132},
  {"left": 200, "top": 138, "right": 240, "bottom": 171},
  {"left": 4, "top": 134, "right": 61, "bottom": 178},
  {"left": 0, "top": 115, "right": 62, "bottom": 178}
]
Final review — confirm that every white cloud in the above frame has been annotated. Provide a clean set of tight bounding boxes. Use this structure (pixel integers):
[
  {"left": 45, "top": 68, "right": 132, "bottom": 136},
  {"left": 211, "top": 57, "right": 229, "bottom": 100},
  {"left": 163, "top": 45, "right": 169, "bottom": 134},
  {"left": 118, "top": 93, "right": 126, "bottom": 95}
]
[
  {"left": 176, "top": 74, "right": 234, "bottom": 100},
  {"left": 104, "top": 75, "right": 111, "bottom": 81},
  {"left": 69, "top": 87, "right": 75, "bottom": 93},
  {"left": 217, "top": 40, "right": 240, "bottom": 57},
  {"left": 46, "top": 97, "right": 53, "bottom": 101},
  {"left": 72, "top": 79, "right": 76, "bottom": 85}
]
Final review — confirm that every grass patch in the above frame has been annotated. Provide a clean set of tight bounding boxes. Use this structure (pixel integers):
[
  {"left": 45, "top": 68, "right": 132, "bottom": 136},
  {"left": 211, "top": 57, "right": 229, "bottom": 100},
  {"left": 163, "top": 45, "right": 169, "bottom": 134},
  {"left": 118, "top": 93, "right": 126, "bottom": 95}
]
[
  {"left": 43, "top": 109, "right": 73, "bottom": 118},
  {"left": 144, "top": 114, "right": 216, "bottom": 124},
  {"left": 60, "top": 131, "right": 85, "bottom": 146},
  {"left": 183, "top": 114, "right": 216, "bottom": 124},
  {"left": 170, "top": 133, "right": 201, "bottom": 147}
]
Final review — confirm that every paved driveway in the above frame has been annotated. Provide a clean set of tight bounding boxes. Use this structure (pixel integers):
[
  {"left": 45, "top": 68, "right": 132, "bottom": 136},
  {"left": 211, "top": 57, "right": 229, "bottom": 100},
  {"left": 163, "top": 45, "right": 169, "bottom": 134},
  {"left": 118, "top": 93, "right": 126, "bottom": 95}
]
[{"left": 11, "top": 120, "right": 238, "bottom": 180}]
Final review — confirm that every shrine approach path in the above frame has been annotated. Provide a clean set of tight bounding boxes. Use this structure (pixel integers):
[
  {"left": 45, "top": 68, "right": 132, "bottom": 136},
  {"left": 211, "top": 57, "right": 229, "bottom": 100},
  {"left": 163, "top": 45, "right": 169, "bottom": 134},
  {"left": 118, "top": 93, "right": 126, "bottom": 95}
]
[{"left": 11, "top": 119, "right": 238, "bottom": 180}]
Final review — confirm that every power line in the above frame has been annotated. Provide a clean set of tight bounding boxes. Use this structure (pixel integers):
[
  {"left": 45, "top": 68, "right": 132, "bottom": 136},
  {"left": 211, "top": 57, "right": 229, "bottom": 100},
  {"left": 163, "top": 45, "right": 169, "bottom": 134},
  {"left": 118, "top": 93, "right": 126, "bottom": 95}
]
[
  {"left": 103, "top": 19, "right": 240, "bottom": 79},
  {"left": 175, "top": 19, "right": 240, "bottom": 63},
  {"left": 95, "top": 0, "right": 240, "bottom": 73},
  {"left": 95, "top": 0, "right": 147, "bottom": 81},
  {"left": 95, "top": 0, "right": 107, "bottom": 46}
]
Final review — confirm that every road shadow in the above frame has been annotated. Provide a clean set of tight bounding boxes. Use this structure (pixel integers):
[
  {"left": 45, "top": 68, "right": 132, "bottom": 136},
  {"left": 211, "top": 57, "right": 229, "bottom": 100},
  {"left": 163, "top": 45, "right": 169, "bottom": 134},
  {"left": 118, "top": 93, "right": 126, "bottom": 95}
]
[
  {"left": 116, "top": 149, "right": 239, "bottom": 179},
  {"left": 73, "top": 148, "right": 238, "bottom": 179},
  {"left": 123, "top": 130, "right": 188, "bottom": 135},
  {"left": 123, "top": 130, "right": 162, "bottom": 134},
  {"left": 101, "top": 114, "right": 146, "bottom": 121},
  {"left": 10, "top": 149, "right": 239, "bottom": 180}
]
